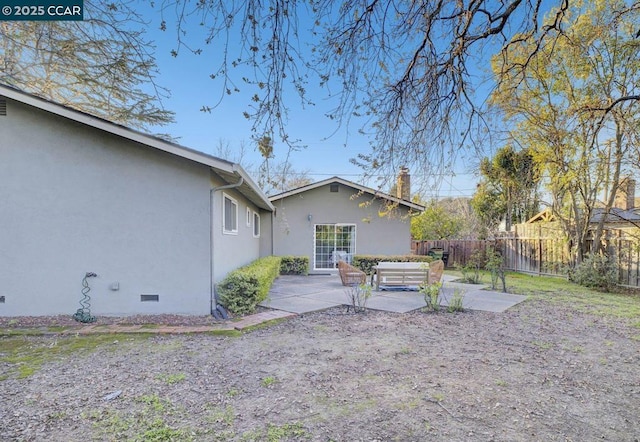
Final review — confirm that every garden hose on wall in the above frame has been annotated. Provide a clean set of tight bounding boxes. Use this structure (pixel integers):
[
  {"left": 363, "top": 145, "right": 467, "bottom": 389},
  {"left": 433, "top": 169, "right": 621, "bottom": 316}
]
[{"left": 73, "top": 272, "right": 97, "bottom": 323}]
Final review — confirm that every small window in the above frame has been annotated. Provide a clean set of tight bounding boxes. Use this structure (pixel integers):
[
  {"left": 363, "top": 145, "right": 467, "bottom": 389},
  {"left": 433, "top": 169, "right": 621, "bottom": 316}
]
[
  {"left": 330, "top": 183, "right": 339, "bottom": 192},
  {"left": 253, "top": 212, "right": 260, "bottom": 237},
  {"left": 140, "top": 294, "right": 159, "bottom": 302},
  {"left": 223, "top": 193, "right": 238, "bottom": 234},
  {"left": 246, "top": 207, "right": 251, "bottom": 227},
  {"left": 0, "top": 295, "right": 5, "bottom": 303}
]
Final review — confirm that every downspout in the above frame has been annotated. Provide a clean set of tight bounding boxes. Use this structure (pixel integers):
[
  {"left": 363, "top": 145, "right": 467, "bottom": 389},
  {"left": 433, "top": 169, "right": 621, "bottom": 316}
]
[{"left": 210, "top": 171, "right": 244, "bottom": 315}]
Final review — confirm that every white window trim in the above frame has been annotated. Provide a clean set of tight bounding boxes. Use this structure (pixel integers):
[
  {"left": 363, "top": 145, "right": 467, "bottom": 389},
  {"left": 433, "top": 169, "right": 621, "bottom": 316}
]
[
  {"left": 223, "top": 193, "right": 238, "bottom": 235},
  {"left": 253, "top": 211, "right": 261, "bottom": 238}
]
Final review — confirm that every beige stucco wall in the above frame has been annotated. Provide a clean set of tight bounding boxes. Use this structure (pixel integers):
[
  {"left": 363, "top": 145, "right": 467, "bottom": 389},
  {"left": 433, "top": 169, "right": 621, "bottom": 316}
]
[
  {"left": 1, "top": 97, "right": 264, "bottom": 316},
  {"left": 271, "top": 182, "right": 414, "bottom": 271}
]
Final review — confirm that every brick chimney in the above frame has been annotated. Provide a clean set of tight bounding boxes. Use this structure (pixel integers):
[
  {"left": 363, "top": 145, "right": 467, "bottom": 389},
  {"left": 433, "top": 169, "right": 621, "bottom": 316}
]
[
  {"left": 396, "top": 167, "right": 411, "bottom": 201},
  {"left": 614, "top": 177, "right": 636, "bottom": 210}
]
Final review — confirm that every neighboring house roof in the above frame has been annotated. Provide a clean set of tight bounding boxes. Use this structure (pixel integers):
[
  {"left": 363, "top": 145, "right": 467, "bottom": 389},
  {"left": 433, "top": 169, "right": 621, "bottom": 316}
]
[
  {"left": 0, "top": 84, "right": 273, "bottom": 211},
  {"left": 268, "top": 176, "right": 425, "bottom": 212},
  {"left": 526, "top": 208, "right": 555, "bottom": 223},
  {"left": 527, "top": 206, "right": 640, "bottom": 227},
  {"left": 590, "top": 207, "right": 640, "bottom": 226}
]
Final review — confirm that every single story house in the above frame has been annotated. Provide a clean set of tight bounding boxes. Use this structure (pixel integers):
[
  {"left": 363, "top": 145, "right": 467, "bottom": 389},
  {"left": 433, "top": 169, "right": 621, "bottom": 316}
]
[
  {"left": 269, "top": 172, "right": 425, "bottom": 272},
  {"left": 0, "top": 84, "right": 273, "bottom": 317}
]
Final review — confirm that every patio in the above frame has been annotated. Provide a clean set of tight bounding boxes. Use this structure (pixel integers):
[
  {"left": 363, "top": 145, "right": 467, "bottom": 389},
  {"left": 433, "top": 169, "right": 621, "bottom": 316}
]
[{"left": 260, "top": 273, "right": 527, "bottom": 314}]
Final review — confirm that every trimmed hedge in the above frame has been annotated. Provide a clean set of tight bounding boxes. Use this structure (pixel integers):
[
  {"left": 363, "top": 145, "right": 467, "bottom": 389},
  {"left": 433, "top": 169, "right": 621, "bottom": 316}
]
[
  {"left": 280, "top": 256, "right": 309, "bottom": 275},
  {"left": 353, "top": 255, "right": 432, "bottom": 275},
  {"left": 217, "top": 256, "right": 282, "bottom": 315}
]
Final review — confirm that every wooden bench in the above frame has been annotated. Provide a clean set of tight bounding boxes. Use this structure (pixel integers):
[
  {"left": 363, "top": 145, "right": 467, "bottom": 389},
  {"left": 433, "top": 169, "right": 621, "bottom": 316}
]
[{"left": 374, "top": 262, "right": 430, "bottom": 290}]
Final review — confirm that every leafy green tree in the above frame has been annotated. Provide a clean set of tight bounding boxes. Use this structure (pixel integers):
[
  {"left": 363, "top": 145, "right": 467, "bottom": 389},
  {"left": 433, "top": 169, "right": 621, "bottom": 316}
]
[
  {"left": 411, "top": 200, "right": 464, "bottom": 241},
  {"left": 470, "top": 183, "right": 505, "bottom": 236},
  {"left": 491, "top": 0, "right": 640, "bottom": 263},
  {"left": 472, "top": 145, "right": 539, "bottom": 232},
  {"left": 0, "top": 4, "right": 173, "bottom": 130}
]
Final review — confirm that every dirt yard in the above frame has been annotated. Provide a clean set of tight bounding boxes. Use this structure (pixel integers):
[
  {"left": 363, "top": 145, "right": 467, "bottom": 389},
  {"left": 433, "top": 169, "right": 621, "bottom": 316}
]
[{"left": 1, "top": 298, "right": 639, "bottom": 441}]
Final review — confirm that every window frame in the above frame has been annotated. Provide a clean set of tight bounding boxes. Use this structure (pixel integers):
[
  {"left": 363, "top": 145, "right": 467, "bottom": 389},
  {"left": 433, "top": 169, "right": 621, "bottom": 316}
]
[
  {"left": 222, "top": 193, "right": 239, "bottom": 235},
  {"left": 253, "top": 211, "right": 261, "bottom": 238}
]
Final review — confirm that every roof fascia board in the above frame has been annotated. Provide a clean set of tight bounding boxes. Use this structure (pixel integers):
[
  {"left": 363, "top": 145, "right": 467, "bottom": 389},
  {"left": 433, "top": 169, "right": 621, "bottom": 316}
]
[{"left": 0, "top": 85, "right": 236, "bottom": 175}]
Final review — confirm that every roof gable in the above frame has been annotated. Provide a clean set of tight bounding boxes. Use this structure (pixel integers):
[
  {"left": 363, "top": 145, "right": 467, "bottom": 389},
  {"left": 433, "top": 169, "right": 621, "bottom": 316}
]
[
  {"left": 0, "top": 84, "right": 273, "bottom": 211},
  {"left": 269, "top": 176, "right": 425, "bottom": 212}
]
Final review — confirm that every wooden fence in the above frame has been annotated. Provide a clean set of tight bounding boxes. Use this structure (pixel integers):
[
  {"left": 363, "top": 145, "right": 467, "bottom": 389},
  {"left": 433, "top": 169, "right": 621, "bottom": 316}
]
[{"left": 413, "top": 230, "right": 640, "bottom": 287}]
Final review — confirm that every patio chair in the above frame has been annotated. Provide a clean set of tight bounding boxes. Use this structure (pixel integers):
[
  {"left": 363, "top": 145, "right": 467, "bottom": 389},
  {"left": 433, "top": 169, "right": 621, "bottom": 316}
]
[
  {"left": 338, "top": 260, "right": 367, "bottom": 286},
  {"left": 428, "top": 260, "right": 445, "bottom": 285}
]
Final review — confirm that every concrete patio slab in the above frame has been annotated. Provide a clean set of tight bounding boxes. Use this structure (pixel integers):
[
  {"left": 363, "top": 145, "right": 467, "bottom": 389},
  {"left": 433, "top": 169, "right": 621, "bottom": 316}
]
[
  {"left": 260, "top": 274, "right": 528, "bottom": 315},
  {"left": 261, "top": 294, "right": 341, "bottom": 314}
]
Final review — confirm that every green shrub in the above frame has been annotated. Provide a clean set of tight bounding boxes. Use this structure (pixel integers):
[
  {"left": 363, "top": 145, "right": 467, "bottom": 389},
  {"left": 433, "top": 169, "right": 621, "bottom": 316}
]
[
  {"left": 279, "top": 256, "right": 309, "bottom": 275},
  {"left": 217, "top": 256, "right": 281, "bottom": 315},
  {"left": 420, "top": 282, "right": 442, "bottom": 312},
  {"left": 353, "top": 255, "right": 432, "bottom": 275},
  {"left": 459, "top": 249, "right": 483, "bottom": 284},
  {"left": 570, "top": 253, "right": 618, "bottom": 292},
  {"left": 485, "top": 247, "right": 506, "bottom": 292}
]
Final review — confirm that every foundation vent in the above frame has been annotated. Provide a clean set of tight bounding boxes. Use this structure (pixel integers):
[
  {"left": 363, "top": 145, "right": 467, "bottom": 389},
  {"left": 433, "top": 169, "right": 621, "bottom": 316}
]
[{"left": 140, "top": 294, "right": 159, "bottom": 302}]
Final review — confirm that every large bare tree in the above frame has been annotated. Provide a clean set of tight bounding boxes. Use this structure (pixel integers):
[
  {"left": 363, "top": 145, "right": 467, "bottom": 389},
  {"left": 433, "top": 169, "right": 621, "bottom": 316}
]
[
  {"left": 157, "top": 0, "right": 632, "bottom": 183},
  {"left": 0, "top": 1, "right": 174, "bottom": 130}
]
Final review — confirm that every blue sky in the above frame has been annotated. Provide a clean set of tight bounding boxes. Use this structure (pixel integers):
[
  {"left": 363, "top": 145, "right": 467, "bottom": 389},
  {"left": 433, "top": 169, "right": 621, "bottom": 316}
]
[{"left": 142, "top": 6, "right": 480, "bottom": 199}]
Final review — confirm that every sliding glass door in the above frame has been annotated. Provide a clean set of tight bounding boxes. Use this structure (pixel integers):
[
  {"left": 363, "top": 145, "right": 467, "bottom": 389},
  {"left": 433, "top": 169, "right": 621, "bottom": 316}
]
[{"left": 314, "top": 224, "right": 356, "bottom": 269}]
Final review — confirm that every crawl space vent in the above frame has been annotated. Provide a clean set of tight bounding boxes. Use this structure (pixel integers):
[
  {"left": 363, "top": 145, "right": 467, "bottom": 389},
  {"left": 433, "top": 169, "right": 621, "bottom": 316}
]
[
  {"left": 0, "top": 99, "right": 6, "bottom": 116},
  {"left": 330, "top": 183, "right": 339, "bottom": 193},
  {"left": 140, "top": 294, "right": 159, "bottom": 302}
]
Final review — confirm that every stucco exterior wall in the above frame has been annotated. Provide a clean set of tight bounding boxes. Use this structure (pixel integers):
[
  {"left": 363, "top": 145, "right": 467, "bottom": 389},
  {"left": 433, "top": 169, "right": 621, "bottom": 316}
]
[
  {"left": 210, "top": 178, "right": 268, "bottom": 283},
  {"left": 0, "top": 97, "right": 263, "bottom": 316},
  {"left": 271, "top": 183, "right": 413, "bottom": 271}
]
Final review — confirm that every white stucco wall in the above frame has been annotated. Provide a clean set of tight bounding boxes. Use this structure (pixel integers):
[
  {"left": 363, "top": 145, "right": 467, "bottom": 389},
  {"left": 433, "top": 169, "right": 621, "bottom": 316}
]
[
  {"left": 271, "top": 183, "right": 414, "bottom": 271},
  {"left": 0, "top": 97, "right": 263, "bottom": 316}
]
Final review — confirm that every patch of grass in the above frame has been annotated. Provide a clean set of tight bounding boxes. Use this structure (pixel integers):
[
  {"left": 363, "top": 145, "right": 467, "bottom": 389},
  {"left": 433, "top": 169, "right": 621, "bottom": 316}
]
[
  {"left": 140, "top": 324, "right": 160, "bottom": 329},
  {"left": 208, "top": 329, "right": 243, "bottom": 337},
  {"left": 91, "top": 393, "right": 195, "bottom": 442},
  {"left": 532, "top": 341, "right": 554, "bottom": 350},
  {"left": 261, "top": 376, "right": 278, "bottom": 388},
  {"left": 207, "top": 404, "right": 235, "bottom": 426},
  {"left": 137, "top": 394, "right": 168, "bottom": 412},
  {"left": 241, "top": 318, "right": 289, "bottom": 333},
  {"left": 46, "top": 326, "right": 67, "bottom": 332},
  {"left": 0, "top": 334, "right": 150, "bottom": 379},
  {"left": 507, "top": 273, "right": 640, "bottom": 319},
  {"left": 446, "top": 269, "right": 640, "bottom": 322},
  {"left": 266, "top": 422, "right": 308, "bottom": 442},
  {"left": 156, "top": 373, "right": 187, "bottom": 385},
  {"left": 142, "top": 418, "right": 188, "bottom": 441}
]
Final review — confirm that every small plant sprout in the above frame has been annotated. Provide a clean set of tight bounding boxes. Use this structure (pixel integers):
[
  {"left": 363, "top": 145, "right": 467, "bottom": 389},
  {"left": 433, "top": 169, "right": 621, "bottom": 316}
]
[
  {"left": 420, "top": 282, "right": 442, "bottom": 312},
  {"left": 446, "top": 288, "right": 465, "bottom": 313},
  {"left": 345, "top": 282, "right": 373, "bottom": 313},
  {"left": 261, "top": 376, "right": 278, "bottom": 387}
]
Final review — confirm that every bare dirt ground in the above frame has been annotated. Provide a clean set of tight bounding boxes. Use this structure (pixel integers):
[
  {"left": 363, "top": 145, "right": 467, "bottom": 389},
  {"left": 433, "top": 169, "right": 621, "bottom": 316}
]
[{"left": 1, "top": 298, "right": 639, "bottom": 441}]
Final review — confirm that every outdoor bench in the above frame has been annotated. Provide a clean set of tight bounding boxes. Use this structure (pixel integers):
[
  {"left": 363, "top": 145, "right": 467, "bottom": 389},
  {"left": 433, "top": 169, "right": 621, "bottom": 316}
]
[{"left": 374, "top": 262, "right": 430, "bottom": 290}]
